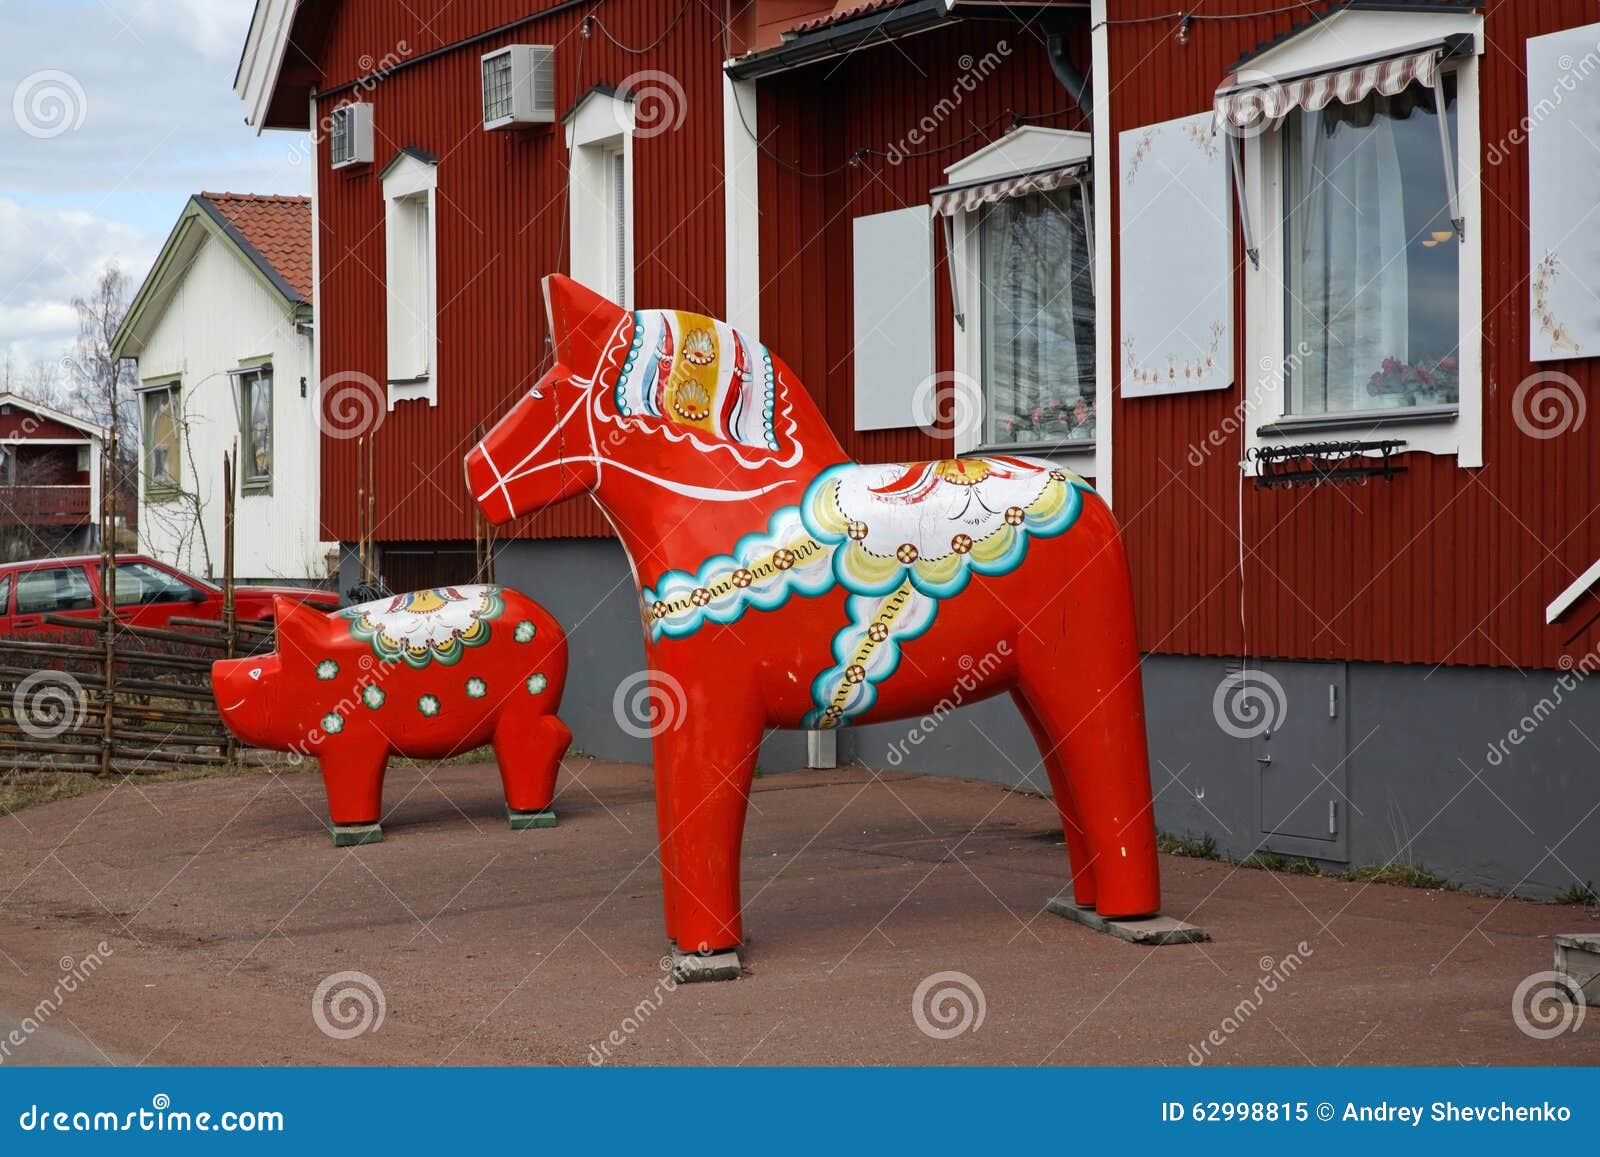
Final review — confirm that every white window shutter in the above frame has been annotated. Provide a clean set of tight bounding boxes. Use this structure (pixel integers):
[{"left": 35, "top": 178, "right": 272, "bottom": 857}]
[
  {"left": 851, "top": 206, "right": 935, "bottom": 431},
  {"left": 1527, "top": 24, "right": 1600, "bottom": 362},
  {"left": 1117, "top": 112, "right": 1233, "bottom": 397}
]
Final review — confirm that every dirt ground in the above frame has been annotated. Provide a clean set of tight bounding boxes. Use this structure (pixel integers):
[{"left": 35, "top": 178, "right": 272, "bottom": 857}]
[{"left": 0, "top": 758, "right": 1594, "bottom": 1066}]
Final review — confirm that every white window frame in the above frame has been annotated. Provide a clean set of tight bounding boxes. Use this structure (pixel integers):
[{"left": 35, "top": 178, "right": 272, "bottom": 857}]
[
  {"left": 565, "top": 90, "right": 634, "bottom": 307},
  {"left": 382, "top": 151, "right": 439, "bottom": 408},
  {"left": 1237, "top": 8, "right": 1484, "bottom": 468},
  {"left": 944, "top": 125, "right": 1101, "bottom": 482}
]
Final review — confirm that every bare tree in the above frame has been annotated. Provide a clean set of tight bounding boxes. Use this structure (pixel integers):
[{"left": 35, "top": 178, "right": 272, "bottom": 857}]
[{"left": 62, "top": 262, "right": 139, "bottom": 521}]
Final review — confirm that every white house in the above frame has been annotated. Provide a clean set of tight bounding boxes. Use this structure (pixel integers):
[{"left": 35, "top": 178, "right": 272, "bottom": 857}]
[{"left": 113, "top": 192, "right": 335, "bottom": 585}]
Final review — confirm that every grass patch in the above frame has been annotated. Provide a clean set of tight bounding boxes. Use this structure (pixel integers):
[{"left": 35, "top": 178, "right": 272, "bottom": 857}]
[
  {"left": 1555, "top": 880, "right": 1599, "bottom": 907},
  {"left": 1157, "top": 831, "right": 1219, "bottom": 860},
  {"left": 1342, "top": 862, "right": 1456, "bottom": 890}
]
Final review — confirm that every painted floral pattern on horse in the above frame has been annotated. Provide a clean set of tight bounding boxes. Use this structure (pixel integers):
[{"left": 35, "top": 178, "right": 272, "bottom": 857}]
[
  {"left": 341, "top": 585, "right": 507, "bottom": 669},
  {"left": 614, "top": 309, "right": 778, "bottom": 450},
  {"left": 806, "top": 457, "right": 1086, "bottom": 600},
  {"left": 641, "top": 457, "right": 1089, "bottom": 645}
]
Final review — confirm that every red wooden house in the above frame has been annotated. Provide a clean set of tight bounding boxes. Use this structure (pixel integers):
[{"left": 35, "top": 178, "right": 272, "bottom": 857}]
[
  {"left": 0, "top": 393, "right": 106, "bottom": 560},
  {"left": 237, "top": 0, "right": 1599, "bottom": 896}
]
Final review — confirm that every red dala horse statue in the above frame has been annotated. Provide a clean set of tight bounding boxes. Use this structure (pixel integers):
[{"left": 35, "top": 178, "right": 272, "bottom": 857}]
[{"left": 467, "top": 275, "right": 1161, "bottom": 959}]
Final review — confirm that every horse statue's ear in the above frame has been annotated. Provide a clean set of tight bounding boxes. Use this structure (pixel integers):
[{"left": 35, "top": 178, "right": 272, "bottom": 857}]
[{"left": 543, "top": 274, "right": 628, "bottom": 379}]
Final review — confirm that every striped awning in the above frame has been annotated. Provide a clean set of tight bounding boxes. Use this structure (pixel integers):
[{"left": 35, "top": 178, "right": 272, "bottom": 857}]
[
  {"left": 1214, "top": 46, "right": 1441, "bottom": 132},
  {"left": 929, "top": 161, "right": 1088, "bottom": 217}
]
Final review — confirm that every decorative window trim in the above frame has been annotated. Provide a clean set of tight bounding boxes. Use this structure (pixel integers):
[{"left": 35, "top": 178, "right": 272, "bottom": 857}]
[
  {"left": 382, "top": 149, "right": 439, "bottom": 409},
  {"left": 564, "top": 88, "right": 634, "bottom": 308},
  {"left": 1234, "top": 9, "right": 1484, "bottom": 469},
  {"left": 941, "top": 125, "right": 1100, "bottom": 480}
]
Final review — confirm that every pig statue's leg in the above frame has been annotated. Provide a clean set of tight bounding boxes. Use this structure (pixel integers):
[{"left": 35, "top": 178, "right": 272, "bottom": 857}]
[
  {"left": 497, "top": 711, "right": 570, "bottom": 829},
  {"left": 320, "top": 738, "right": 389, "bottom": 847}
]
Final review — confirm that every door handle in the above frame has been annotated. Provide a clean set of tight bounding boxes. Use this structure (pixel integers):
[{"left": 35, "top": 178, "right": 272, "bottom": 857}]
[
  {"left": 12, "top": 616, "right": 40, "bottom": 627},
  {"left": 1256, "top": 754, "right": 1272, "bottom": 765}
]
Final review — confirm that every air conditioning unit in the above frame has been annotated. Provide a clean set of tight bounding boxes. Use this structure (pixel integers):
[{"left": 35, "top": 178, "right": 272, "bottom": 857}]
[
  {"left": 481, "top": 45, "right": 556, "bottom": 129},
  {"left": 329, "top": 102, "right": 373, "bottom": 169}
]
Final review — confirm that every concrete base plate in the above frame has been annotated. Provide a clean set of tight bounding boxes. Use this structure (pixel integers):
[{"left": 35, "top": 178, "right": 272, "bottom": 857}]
[
  {"left": 670, "top": 947, "right": 742, "bottom": 983},
  {"left": 1556, "top": 932, "right": 1600, "bottom": 1006},
  {"left": 507, "top": 808, "right": 557, "bottom": 830},
  {"left": 1047, "top": 899, "right": 1210, "bottom": 945},
  {"left": 330, "top": 822, "right": 382, "bottom": 847}
]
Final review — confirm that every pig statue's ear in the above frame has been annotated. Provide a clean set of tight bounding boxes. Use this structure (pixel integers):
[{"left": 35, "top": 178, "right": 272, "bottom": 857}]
[
  {"left": 272, "top": 596, "right": 324, "bottom": 646},
  {"left": 543, "top": 273, "right": 628, "bottom": 379}
]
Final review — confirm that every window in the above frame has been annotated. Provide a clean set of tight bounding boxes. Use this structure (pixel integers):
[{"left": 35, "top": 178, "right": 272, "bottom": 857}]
[
  {"left": 565, "top": 90, "right": 632, "bottom": 306},
  {"left": 1283, "top": 79, "right": 1459, "bottom": 416},
  {"left": 0, "top": 574, "right": 12, "bottom": 613},
  {"left": 1227, "top": 9, "right": 1484, "bottom": 466},
  {"left": 237, "top": 365, "right": 273, "bottom": 489},
  {"left": 382, "top": 150, "right": 439, "bottom": 406},
  {"left": 940, "top": 125, "right": 1097, "bottom": 471},
  {"left": 142, "top": 384, "right": 180, "bottom": 494},
  {"left": 15, "top": 566, "right": 94, "bottom": 614},
  {"left": 114, "top": 561, "right": 198, "bottom": 606},
  {"left": 977, "top": 185, "right": 1095, "bottom": 446}
]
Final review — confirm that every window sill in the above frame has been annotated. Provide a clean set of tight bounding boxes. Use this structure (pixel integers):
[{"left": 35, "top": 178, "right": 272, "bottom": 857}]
[
  {"left": 969, "top": 439, "right": 1096, "bottom": 456},
  {"left": 1256, "top": 404, "right": 1458, "bottom": 437},
  {"left": 241, "top": 482, "right": 273, "bottom": 497},
  {"left": 145, "top": 486, "right": 182, "bottom": 503},
  {"left": 387, "top": 375, "right": 437, "bottom": 409}
]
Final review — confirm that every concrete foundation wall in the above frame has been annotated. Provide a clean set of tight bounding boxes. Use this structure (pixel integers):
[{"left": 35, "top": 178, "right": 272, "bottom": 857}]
[{"left": 343, "top": 539, "right": 1600, "bottom": 899}]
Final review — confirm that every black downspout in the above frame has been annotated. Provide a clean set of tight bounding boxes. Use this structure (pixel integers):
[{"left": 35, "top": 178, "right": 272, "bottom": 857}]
[{"left": 1045, "top": 15, "right": 1093, "bottom": 119}]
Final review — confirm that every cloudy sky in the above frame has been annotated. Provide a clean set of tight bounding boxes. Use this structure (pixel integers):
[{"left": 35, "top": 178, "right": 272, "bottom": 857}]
[{"left": 1, "top": 0, "right": 307, "bottom": 370}]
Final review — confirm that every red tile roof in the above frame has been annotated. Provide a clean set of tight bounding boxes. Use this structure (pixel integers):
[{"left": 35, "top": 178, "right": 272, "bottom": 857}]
[
  {"left": 198, "top": 192, "right": 313, "bottom": 304},
  {"left": 787, "top": 0, "right": 905, "bottom": 36}
]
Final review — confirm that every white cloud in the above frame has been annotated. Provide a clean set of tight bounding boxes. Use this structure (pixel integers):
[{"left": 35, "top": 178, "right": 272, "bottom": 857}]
[
  {"left": 0, "top": 0, "right": 303, "bottom": 360},
  {"left": 0, "top": 197, "right": 161, "bottom": 365}
]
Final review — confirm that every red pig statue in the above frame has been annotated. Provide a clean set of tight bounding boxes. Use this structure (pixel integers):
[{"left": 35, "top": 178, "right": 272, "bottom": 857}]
[{"left": 212, "top": 585, "right": 571, "bottom": 845}]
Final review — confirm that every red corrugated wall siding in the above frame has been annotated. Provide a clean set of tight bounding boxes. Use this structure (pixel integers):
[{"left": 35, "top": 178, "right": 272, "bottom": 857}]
[
  {"left": 1109, "top": 0, "right": 1600, "bottom": 670},
  {"left": 756, "top": 19, "right": 1092, "bottom": 466},
  {"left": 311, "top": 0, "right": 730, "bottom": 544}
]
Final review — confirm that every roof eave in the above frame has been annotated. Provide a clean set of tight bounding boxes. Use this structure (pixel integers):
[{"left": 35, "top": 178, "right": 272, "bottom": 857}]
[
  {"left": 725, "top": 0, "right": 954, "bottom": 80},
  {"left": 235, "top": 0, "right": 306, "bottom": 133}
]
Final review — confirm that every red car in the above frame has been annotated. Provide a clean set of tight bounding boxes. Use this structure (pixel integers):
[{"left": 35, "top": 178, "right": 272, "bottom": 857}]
[{"left": 0, "top": 554, "right": 339, "bottom": 635}]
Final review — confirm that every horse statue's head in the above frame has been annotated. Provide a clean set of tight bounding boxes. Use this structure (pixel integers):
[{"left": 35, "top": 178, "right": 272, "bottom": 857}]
[{"left": 467, "top": 276, "right": 843, "bottom": 526}]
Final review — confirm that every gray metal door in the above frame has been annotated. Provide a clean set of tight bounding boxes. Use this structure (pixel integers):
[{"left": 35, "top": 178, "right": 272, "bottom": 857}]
[{"left": 1253, "top": 661, "right": 1349, "bottom": 862}]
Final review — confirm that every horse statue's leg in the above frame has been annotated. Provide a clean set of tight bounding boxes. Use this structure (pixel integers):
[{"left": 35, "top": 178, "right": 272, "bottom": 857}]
[
  {"left": 648, "top": 660, "right": 765, "bottom": 956},
  {"left": 1011, "top": 690, "right": 1098, "bottom": 908},
  {"left": 1012, "top": 504, "right": 1161, "bottom": 919}
]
